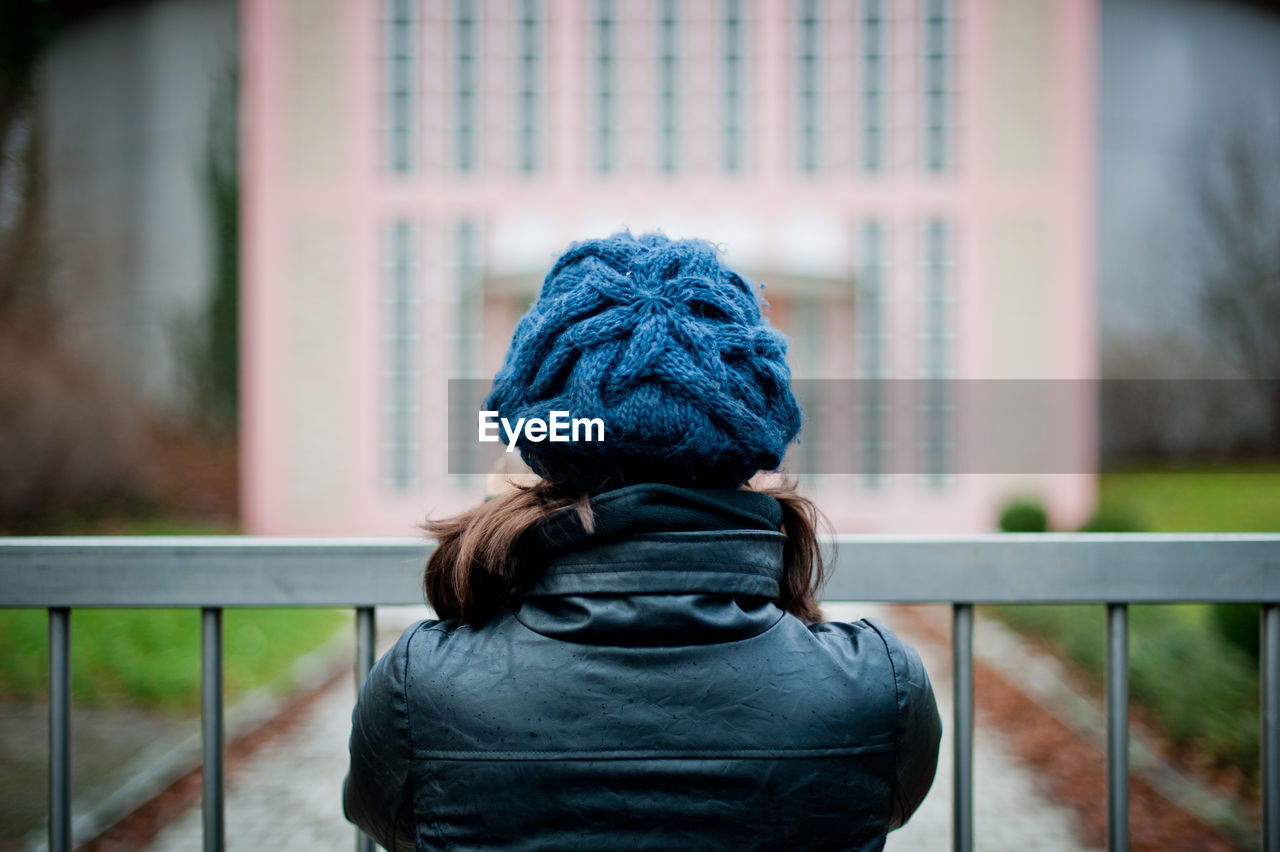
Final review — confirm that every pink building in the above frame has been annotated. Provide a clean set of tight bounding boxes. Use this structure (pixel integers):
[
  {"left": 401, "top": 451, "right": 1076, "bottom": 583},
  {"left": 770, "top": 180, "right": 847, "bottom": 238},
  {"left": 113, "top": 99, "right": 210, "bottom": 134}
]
[{"left": 242, "top": 0, "right": 1096, "bottom": 535}]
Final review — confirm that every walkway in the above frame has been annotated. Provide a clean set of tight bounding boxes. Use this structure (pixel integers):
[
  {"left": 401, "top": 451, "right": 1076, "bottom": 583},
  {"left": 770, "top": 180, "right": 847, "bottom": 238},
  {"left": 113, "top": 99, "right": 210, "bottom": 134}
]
[{"left": 147, "top": 605, "right": 1098, "bottom": 851}]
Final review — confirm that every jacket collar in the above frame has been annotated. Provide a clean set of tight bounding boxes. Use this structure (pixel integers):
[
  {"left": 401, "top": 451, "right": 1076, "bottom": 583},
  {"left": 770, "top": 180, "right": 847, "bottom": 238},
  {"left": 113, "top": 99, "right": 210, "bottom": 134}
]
[
  {"left": 513, "top": 484, "right": 788, "bottom": 646},
  {"left": 523, "top": 530, "right": 786, "bottom": 598},
  {"left": 520, "top": 482, "right": 786, "bottom": 599}
]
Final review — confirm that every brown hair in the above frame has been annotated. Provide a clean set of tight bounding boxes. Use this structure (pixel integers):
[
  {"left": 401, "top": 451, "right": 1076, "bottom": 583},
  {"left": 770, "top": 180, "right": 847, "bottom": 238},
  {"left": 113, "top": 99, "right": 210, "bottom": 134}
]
[{"left": 422, "top": 479, "right": 829, "bottom": 627}]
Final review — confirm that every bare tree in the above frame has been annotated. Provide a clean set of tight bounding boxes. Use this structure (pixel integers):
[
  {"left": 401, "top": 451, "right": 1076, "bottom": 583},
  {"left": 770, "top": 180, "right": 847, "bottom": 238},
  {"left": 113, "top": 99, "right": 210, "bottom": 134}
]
[{"left": 1196, "top": 128, "right": 1280, "bottom": 452}]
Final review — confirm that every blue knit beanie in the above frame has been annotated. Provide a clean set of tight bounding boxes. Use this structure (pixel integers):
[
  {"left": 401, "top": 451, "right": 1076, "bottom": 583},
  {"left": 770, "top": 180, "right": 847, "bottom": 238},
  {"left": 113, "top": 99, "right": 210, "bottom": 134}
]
[{"left": 485, "top": 232, "right": 801, "bottom": 492}]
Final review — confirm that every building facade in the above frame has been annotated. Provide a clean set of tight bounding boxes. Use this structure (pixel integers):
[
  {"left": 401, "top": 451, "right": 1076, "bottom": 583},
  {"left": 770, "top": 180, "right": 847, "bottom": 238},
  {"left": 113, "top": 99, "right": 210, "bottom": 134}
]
[{"left": 242, "top": 0, "right": 1097, "bottom": 534}]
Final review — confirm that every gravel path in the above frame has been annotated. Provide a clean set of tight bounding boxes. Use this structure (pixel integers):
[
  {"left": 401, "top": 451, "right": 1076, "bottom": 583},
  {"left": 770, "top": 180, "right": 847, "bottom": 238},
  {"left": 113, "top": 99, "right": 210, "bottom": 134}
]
[{"left": 147, "top": 605, "right": 1098, "bottom": 851}]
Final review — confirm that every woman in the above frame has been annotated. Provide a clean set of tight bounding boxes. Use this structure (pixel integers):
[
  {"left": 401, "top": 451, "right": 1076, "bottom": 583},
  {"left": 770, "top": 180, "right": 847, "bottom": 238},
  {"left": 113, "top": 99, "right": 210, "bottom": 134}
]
[{"left": 345, "top": 232, "right": 941, "bottom": 851}]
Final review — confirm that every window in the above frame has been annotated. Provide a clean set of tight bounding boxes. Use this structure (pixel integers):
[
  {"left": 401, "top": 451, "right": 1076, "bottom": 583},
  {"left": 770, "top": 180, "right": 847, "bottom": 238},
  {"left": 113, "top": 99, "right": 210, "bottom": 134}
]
[
  {"left": 921, "top": 0, "right": 953, "bottom": 173},
  {"left": 382, "top": 0, "right": 417, "bottom": 174},
  {"left": 383, "top": 220, "right": 420, "bottom": 491},
  {"left": 452, "top": 221, "right": 483, "bottom": 379},
  {"left": 721, "top": 0, "right": 748, "bottom": 173},
  {"left": 453, "top": 0, "right": 479, "bottom": 173},
  {"left": 858, "top": 0, "right": 889, "bottom": 173},
  {"left": 794, "top": 0, "right": 822, "bottom": 173},
  {"left": 657, "top": 0, "right": 680, "bottom": 173},
  {"left": 856, "top": 220, "right": 891, "bottom": 486},
  {"left": 450, "top": 221, "right": 484, "bottom": 486},
  {"left": 794, "top": 297, "right": 825, "bottom": 484},
  {"left": 515, "top": 0, "right": 543, "bottom": 174},
  {"left": 918, "top": 219, "right": 953, "bottom": 485},
  {"left": 590, "top": 0, "right": 618, "bottom": 174}
]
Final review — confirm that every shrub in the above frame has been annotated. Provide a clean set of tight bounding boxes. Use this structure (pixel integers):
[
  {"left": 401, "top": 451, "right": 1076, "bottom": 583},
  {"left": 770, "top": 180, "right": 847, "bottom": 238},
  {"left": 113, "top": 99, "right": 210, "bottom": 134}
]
[
  {"left": 999, "top": 498, "right": 1049, "bottom": 532},
  {"left": 1077, "top": 505, "right": 1146, "bottom": 532},
  {"left": 1212, "top": 604, "right": 1260, "bottom": 663}
]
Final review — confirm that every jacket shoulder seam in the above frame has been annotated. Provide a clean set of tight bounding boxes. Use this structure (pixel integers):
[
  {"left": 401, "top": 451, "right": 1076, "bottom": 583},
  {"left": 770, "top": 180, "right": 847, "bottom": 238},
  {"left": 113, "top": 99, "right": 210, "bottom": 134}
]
[{"left": 864, "top": 619, "right": 907, "bottom": 826}]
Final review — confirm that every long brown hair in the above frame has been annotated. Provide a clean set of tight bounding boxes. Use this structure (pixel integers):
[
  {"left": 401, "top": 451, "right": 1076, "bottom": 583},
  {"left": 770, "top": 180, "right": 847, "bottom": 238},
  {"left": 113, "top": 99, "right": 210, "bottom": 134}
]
[{"left": 423, "top": 479, "right": 829, "bottom": 627}]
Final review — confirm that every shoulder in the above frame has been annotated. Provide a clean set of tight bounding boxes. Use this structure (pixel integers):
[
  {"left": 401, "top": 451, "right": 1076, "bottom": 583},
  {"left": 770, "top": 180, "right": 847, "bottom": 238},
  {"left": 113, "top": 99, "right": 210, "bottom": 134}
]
[
  {"left": 362, "top": 619, "right": 452, "bottom": 698},
  {"left": 805, "top": 616, "right": 910, "bottom": 666},
  {"left": 806, "top": 617, "right": 935, "bottom": 711}
]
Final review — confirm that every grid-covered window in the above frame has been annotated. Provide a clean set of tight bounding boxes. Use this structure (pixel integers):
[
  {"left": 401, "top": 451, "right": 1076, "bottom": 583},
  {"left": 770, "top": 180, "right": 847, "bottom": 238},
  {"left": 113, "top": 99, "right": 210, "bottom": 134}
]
[
  {"left": 856, "top": 221, "right": 891, "bottom": 486},
  {"left": 720, "top": 0, "right": 748, "bottom": 173},
  {"left": 918, "top": 219, "right": 953, "bottom": 485},
  {"left": 794, "top": 0, "right": 822, "bottom": 173},
  {"left": 382, "top": 0, "right": 418, "bottom": 174},
  {"left": 452, "top": 0, "right": 479, "bottom": 173},
  {"left": 515, "top": 0, "right": 543, "bottom": 174},
  {"left": 858, "top": 0, "right": 889, "bottom": 173},
  {"left": 590, "top": 0, "right": 618, "bottom": 174},
  {"left": 452, "top": 221, "right": 483, "bottom": 378},
  {"left": 450, "top": 221, "right": 484, "bottom": 486},
  {"left": 383, "top": 220, "right": 420, "bottom": 491},
  {"left": 657, "top": 0, "right": 680, "bottom": 173},
  {"left": 921, "top": 0, "right": 954, "bottom": 173},
  {"left": 794, "top": 297, "right": 825, "bottom": 484}
]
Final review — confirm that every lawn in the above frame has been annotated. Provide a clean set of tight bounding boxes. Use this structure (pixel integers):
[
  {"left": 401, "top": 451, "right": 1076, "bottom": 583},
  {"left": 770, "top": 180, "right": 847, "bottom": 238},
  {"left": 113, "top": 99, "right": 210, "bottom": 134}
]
[
  {"left": 991, "top": 461, "right": 1280, "bottom": 780},
  {"left": 0, "top": 608, "right": 347, "bottom": 710},
  {"left": 1095, "top": 460, "right": 1280, "bottom": 532},
  {"left": 0, "top": 519, "right": 348, "bottom": 711}
]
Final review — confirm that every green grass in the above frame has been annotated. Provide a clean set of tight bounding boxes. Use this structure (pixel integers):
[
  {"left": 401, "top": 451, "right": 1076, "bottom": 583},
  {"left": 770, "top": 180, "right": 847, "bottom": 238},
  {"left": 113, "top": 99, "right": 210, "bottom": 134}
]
[
  {"left": 991, "top": 603, "right": 1260, "bottom": 773},
  {"left": 1096, "top": 460, "right": 1280, "bottom": 533},
  {"left": 993, "top": 462, "right": 1280, "bottom": 778},
  {"left": 0, "top": 608, "right": 347, "bottom": 711},
  {"left": 0, "top": 518, "right": 347, "bottom": 711}
]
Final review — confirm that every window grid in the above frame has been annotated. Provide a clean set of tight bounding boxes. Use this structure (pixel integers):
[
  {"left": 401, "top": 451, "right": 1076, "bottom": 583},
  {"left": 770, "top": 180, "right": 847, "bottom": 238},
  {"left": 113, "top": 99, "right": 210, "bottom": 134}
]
[
  {"left": 858, "top": 0, "right": 889, "bottom": 174},
  {"left": 452, "top": 0, "right": 480, "bottom": 174},
  {"left": 921, "top": 0, "right": 954, "bottom": 174},
  {"left": 794, "top": 0, "right": 822, "bottom": 174},
  {"left": 450, "top": 221, "right": 484, "bottom": 488},
  {"left": 514, "top": 0, "right": 544, "bottom": 174},
  {"left": 856, "top": 220, "right": 892, "bottom": 487},
  {"left": 721, "top": 0, "right": 749, "bottom": 173},
  {"left": 918, "top": 219, "right": 954, "bottom": 486},
  {"left": 383, "top": 220, "right": 420, "bottom": 492},
  {"left": 657, "top": 0, "right": 680, "bottom": 173},
  {"left": 381, "top": 0, "right": 418, "bottom": 175},
  {"left": 795, "top": 297, "right": 825, "bottom": 487},
  {"left": 590, "top": 0, "right": 618, "bottom": 174},
  {"left": 452, "top": 221, "right": 483, "bottom": 379}
]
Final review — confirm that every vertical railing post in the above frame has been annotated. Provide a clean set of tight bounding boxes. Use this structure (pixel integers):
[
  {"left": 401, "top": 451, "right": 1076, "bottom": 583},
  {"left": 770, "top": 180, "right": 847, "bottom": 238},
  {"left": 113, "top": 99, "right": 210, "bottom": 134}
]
[
  {"left": 355, "top": 607, "right": 377, "bottom": 852},
  {"left": 1106, "top": 603, "right": 1129, "bottom": 851},
  {"left": 1263, "top": 603, "right": 1280, "bottom": 851},
  {"left": 952, "top": 603, "right": 974, "bottom": 852},
  {"left": 48, "top": 607, "right": 71, "bottom": 852},
  {"left": 202, "top": 607, "right": 225, "bottom": 851}
]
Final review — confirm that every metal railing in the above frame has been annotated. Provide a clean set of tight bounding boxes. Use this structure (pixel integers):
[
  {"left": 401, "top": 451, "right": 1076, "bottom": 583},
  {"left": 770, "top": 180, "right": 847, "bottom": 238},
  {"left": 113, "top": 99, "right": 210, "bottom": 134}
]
[{"left": 3, "top": 534, "right": 1280, "bottom": 851}]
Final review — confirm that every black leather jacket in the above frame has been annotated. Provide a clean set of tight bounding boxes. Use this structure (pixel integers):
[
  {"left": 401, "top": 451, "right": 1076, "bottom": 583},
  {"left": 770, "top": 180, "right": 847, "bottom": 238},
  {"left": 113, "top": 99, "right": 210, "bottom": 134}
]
[{"left": 345, "top": 484, "right": 941, "bottom": 851}]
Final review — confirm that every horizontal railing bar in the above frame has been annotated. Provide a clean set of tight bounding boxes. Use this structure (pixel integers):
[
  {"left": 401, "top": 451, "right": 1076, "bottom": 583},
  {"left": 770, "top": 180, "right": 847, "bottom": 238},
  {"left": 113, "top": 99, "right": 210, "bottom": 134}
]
[{"left": 1, "top": 534, "right": 1278, "bottom": 607}]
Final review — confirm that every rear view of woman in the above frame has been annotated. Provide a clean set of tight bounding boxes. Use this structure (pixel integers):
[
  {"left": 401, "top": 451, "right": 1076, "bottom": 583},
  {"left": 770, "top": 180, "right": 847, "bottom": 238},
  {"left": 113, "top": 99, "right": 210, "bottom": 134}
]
[{"left": 345, "top": 232, "right": 941, "bottom": 850}]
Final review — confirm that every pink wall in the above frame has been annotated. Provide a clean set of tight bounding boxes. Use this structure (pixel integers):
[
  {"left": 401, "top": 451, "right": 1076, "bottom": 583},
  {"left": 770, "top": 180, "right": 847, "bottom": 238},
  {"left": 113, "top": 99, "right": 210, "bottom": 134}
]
[{"left": 242, "top": 0, "right": 1097, "bottom": 535}]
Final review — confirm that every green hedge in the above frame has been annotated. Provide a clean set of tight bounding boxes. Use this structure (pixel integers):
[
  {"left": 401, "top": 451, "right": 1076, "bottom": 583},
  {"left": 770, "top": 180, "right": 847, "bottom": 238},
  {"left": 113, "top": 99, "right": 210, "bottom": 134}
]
[{"left": 991, "top": 603, "right": 1259, "bottom": 775}]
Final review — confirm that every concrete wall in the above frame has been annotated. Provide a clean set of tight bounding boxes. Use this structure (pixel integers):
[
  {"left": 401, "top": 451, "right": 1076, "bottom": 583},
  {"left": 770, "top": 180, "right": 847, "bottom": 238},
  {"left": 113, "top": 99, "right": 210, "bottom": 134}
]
[{"left": 37, "top": 0, "right": 238, "bottom": 412}]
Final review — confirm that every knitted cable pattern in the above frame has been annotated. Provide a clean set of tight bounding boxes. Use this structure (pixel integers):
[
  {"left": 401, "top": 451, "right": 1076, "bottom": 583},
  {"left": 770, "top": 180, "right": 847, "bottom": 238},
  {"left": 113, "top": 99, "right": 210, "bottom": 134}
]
[{"left": 485, "top": 231, "right": 801, "bottom": 491}]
